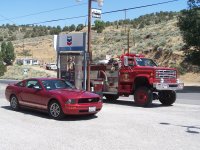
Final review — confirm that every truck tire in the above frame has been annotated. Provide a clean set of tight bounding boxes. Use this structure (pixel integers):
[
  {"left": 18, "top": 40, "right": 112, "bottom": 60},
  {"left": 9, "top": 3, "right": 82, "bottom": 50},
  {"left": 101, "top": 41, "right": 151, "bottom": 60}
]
[
  {"left": 159, "top": 90, "right": 176, "bottom": 106},
  {"left": 104, "top": 94, "right": 119, "bottom": 101},
  {"left": 134, "top": 87, "right": 153, "bottom": 107}
]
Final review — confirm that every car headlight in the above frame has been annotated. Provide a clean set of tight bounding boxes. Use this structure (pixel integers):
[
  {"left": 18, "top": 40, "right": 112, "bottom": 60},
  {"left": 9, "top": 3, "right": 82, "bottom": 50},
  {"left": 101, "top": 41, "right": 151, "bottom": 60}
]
[{"left": 66, "top": 99, "right": 76, "bottom": 104}]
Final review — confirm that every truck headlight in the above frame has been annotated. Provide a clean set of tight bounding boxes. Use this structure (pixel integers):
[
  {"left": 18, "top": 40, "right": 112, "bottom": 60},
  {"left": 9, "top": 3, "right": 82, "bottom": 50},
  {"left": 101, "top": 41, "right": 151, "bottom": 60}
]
[{"left": 66, "top": 99, "right": 76, "bottom": 104}]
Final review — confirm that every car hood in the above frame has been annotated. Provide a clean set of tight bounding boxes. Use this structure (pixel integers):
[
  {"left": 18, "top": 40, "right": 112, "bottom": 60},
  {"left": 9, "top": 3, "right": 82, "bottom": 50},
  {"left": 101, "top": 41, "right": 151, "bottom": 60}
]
[{"left": 49, "top": 88, "right": 99, "bottom": 99}]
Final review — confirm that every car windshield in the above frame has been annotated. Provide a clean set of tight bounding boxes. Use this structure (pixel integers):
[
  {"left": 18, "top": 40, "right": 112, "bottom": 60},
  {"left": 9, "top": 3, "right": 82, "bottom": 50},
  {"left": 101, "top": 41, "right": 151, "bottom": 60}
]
[
  {"left": 135, "top": 58, "right": 157, "bottom": 67},
  {"left": 41, "top": 79, "right": 74, "bottom": 90}
]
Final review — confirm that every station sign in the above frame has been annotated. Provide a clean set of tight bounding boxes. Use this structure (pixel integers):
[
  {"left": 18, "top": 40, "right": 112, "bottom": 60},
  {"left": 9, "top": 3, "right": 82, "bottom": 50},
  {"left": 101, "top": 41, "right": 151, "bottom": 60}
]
[
  {"left": 92, "top": 8, "right": 102, "bottom": 19},
  {"left": 54, "top": 32, "right": 86, "bottom": 52}
]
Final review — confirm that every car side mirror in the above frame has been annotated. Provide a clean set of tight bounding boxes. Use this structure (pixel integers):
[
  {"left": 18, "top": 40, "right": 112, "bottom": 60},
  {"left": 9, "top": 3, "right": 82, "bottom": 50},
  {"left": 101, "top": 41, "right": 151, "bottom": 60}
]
[{"left": 33, "top": 85, "right": 42, "bottom": 90}]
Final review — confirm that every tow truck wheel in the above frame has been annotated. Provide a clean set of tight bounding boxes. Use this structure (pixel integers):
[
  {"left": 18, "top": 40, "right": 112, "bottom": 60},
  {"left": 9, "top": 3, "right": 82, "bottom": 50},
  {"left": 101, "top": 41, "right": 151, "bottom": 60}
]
[
  {"left": 105, "top": 94, "right": 119, "bottom": 101},
  {"left": 134, "top": 87, "right": 153, "bottom": 107},
  {"left": 159, "top": 90, "right": 176, "bottom": 106}
]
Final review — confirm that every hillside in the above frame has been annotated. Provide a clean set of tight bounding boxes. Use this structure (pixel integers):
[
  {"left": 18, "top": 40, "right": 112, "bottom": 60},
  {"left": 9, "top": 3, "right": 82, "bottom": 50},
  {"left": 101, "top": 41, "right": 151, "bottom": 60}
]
[
  {"left": 13, "top": 35, "right": 56, "bottom": 63},
  {"left": 0, "top": 11, "right": 200, "bottom": 83}
]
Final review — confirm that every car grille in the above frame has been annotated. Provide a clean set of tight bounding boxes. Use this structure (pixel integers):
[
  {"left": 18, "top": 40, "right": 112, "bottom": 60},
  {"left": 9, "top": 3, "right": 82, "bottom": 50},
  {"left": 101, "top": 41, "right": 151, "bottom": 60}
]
[
  {"left": 156, "top": 70, "right": 176, "bottom": 79},
  {"left": 78, "top": 98, "right": 99, "bottom": 104}
]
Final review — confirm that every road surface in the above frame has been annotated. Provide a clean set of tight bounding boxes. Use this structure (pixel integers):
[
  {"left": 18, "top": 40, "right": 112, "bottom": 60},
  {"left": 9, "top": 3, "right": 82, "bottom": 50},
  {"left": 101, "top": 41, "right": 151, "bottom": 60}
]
[{"left": 0, "top": 82, "right": 199, "bottom": 150}]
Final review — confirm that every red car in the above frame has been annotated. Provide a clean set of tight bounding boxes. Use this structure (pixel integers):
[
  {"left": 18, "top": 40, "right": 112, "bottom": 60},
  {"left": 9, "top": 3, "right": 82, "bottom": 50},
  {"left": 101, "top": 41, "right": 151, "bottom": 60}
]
[{"left": 5, "top": 78, "right": 103, "bottom": 120}]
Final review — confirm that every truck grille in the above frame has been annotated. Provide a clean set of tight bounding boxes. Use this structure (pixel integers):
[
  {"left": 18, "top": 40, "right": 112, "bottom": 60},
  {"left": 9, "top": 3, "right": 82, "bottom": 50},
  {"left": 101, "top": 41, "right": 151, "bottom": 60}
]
[
  {"left": 78, "top": 98, "right": 99, "bottom": 104},
  {"left": 156, "top": 70, "right": 176, "bottom": 79}
]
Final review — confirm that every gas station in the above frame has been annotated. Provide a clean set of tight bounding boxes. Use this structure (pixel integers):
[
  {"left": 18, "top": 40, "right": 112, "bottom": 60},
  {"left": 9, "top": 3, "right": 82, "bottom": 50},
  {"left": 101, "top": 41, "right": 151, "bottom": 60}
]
[{"left": 54, "top": 32, "right": 87, "bottom": 90}]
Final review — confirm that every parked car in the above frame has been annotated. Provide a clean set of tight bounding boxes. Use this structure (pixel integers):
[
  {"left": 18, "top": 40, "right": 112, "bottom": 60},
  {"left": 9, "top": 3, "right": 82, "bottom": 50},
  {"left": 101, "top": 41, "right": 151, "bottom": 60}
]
[
  {"left": 46, "top": 63, "right": 57, "bottom": 70},
  {"left": 5, "top": 78, "right": 103, "bottom": 120}
]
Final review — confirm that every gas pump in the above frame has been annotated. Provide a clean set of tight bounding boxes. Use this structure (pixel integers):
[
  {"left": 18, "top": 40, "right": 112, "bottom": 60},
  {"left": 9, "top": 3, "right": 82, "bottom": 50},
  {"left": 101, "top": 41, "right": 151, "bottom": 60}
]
[{"left": 54, "top": 33, "right": 86, "bottom": 90}]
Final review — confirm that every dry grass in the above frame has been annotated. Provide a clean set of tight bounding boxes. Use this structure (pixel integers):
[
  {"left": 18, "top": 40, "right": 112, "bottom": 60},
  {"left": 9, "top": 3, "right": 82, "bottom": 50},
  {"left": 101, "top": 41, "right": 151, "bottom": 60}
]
[
  {"left": 2, "top": 18, "right": 200, "bottom": 84},
  {"left": 0, "top": 65, "right": 56, "bottom": 80},
  {"left": 13, "top": 35, "right": 56, "bottom": 64}
]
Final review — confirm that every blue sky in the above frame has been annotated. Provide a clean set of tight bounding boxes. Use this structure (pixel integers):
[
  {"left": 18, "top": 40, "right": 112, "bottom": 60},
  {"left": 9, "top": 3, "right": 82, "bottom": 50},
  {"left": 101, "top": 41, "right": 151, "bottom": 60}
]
[{"left": 0, "top": 0, "right": 188, "bottom": 27}]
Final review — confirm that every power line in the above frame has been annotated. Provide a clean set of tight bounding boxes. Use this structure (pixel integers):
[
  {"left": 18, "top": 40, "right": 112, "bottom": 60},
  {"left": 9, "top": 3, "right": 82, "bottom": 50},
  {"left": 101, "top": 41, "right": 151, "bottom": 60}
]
[
  {"left": 0, "top": 3, "right": 87, "bottom": 22},
  {"left": 0, "top": 14, "right": 15, "bottom": 24},
  {"left": 26, "top": 0, "right": 181, "bottom": 25},
  {"left": 102, "top": 0, "right": 180, "bottom": 15},
  {"left": 29, "top": 15, "right": 88, "bottom": 25}
]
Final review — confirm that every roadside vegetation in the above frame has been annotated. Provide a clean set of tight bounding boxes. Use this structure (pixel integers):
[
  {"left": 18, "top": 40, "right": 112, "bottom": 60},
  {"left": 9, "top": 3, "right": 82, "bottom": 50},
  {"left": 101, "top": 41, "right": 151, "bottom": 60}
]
[
  {"left": 0, "top": 41, "right": 15, "bottom": 76},
  {"left": 0, "top": 0, "right": 199, "bottom": 79}
]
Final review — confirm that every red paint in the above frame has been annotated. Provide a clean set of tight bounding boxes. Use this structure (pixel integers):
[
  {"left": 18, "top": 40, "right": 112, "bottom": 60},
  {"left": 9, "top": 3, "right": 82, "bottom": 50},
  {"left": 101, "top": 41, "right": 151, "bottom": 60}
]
[
  {"left": 5, "top": 78, "right": 102, "bottom": 115},
  {"left": 90, "top": 53, "right": 183, "bottom": 105}
]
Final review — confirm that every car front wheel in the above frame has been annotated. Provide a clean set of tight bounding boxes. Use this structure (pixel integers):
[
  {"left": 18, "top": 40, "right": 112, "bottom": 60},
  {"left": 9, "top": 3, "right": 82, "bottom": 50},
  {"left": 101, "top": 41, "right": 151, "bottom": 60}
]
[
  {"left": 48, "top": 101, "right": 64, "bottom": 120},
  {"left": 10, "top": 95, "right": 20, "bottom": 111}
]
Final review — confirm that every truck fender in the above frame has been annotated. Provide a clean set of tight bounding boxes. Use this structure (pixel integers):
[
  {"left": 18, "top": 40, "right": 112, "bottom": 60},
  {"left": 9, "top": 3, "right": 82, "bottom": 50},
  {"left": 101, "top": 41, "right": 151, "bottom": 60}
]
[{"left": 133, "top": 75, "right": 152, "bottom": 91}]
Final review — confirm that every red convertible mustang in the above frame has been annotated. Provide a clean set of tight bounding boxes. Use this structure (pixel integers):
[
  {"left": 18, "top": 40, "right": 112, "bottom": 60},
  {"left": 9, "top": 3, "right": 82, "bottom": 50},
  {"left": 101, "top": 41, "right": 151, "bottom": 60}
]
[{"left": 5, "top": 78, "right": 103, "bottom": 120}]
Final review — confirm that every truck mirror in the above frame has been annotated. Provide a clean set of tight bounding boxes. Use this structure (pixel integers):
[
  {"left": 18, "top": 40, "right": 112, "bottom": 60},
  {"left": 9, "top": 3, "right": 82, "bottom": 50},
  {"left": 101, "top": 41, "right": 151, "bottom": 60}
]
[{"left": 124, "top": 56, "right": 128, "bottom": 66}]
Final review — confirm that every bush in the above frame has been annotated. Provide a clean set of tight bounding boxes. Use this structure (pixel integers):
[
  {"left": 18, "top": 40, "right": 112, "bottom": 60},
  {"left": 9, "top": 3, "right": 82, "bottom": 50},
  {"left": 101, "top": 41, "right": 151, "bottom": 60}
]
[
  {"left": 186, "top": 50, "right": 200, "bottom": 65},
  {"left": 0, "top": 36, "right": 3, "bottom": 41}
]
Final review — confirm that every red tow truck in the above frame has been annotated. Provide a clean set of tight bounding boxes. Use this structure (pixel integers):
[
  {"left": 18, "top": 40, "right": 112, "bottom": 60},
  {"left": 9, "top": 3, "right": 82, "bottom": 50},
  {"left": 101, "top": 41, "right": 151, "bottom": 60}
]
[{"left": 90, "top": 53, "right": 184, "bottom": 107}]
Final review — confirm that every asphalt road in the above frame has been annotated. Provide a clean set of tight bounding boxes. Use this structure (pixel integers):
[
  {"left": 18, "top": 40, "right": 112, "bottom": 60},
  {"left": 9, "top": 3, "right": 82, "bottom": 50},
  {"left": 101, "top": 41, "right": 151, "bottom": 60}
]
[
  {"left": 1, "top": 79, "right": 200, "bottom": 105},
  {"left": 0, "top": 82, "right": 200, "bottom": 150}
]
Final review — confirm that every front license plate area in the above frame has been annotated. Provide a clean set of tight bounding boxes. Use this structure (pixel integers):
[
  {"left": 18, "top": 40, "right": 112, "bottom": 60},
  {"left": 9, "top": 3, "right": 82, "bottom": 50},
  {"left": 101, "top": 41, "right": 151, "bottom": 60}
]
[
  {"left": 89, "top": 107, "right": 96, "bottom": 112},
  {"left": 163, "top": 84, "right": 168, "bottom": 89}
]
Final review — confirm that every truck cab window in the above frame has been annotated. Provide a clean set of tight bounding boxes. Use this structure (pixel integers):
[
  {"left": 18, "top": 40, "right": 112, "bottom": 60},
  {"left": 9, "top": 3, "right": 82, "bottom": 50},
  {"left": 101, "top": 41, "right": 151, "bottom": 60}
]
[
  {"left": 135, "top": 58, "right": 157, "bottom": 67},
  {"left": 128, "top": 59, "right": 134, "bottom": 66}
]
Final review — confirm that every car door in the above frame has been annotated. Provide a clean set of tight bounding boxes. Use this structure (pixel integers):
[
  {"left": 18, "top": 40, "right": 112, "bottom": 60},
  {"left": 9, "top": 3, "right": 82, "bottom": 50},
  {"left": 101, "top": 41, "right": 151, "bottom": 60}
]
[{"left": 20, "top": 79, "right": 48, "bottom": 109}]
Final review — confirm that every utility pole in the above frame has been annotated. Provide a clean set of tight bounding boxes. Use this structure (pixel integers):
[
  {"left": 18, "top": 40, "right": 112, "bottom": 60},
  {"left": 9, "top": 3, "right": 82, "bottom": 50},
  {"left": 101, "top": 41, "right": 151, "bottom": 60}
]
[
  {"left": 76, "top": 0, "right": 104, "bottom": 91},
  {"left": 127, "top": 28, "right": 130, "bottom": 54},
  {"left": 87, "top": 0, "right": 92, "bottom": 91}
]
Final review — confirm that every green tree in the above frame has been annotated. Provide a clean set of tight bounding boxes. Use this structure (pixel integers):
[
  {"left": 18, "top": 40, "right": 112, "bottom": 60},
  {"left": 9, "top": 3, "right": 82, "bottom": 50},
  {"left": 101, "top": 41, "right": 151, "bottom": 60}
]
[
  {"left": 94, "top": 20, "right": 105, "bottom": 33},
  {"left": 76, "top": 24, "right": 84, "bottom": 31},
  {"left": 4, "top": 42, "right": 15, "bottom": 65},
  {"left": 178, "top": 0, "right": 200, "bottom": 65},
  {"left": 49, "top": 26, "right": 62, "bottom": 35},
  {"left": 62, "top": 26, "right": 69, "bottom": 32},
  {"left": 1, "top": 42, "right": 6, "bottom": 60},
  {"left": 56, "top": 25, "right": 62, "bottom": 33},
  {"left": 69, "top": 24, "right": 76, "bottom": 32},
  {"left": 178, "top": 0, "right": 200, "bottom": 49},
  {"left": 0, "top": 36, "right": 3, "bottom": 41},
  {"left": 0, "top": 51, "right": 6, "bottom": 76}
]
